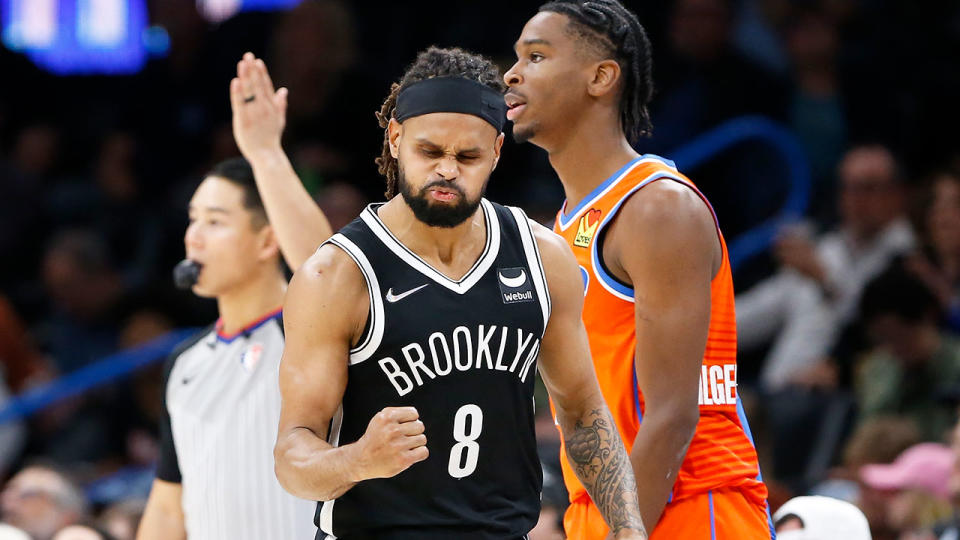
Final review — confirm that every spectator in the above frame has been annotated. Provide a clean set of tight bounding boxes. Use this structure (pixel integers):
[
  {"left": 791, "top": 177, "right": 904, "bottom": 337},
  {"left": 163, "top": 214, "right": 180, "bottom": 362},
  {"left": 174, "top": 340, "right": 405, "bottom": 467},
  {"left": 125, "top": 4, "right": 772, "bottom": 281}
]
[
  {"left": 0, "top": 293, "right": 52, "bottom": 392},
  {"left": 0, "top": 465, "right": 88, "bottom": 540},
  {"left": 784, "top": 6, "right": 847, "bottom": 216},
  {"left": 861, "top": 443, "right": 955, "bottom": 501},
  {"left": 52, "top": 524, "right": 116, "bottom": 540},
  {"left": 885, "top": 490, "right": 951, "bottom": 540},
  {"left": 856, "top": 267, "right": 960, "bottom": 440},
  {"left": 0, "top": 524, "right": 30, "bottom": 540},
  {"left": 843, "top": 416, "right": 923, "bottom": 474},
  {"left": 773, "top": 495, "right": 871, "bottom": 539},
  {"left": 315, "top": 181, "right": 370, "bottom": 233},
  {"left": 98, "top": 499, "right": 145, "bottom": 540},
  {"left": 859, "top": 443, "right": 955, "bottom": 540},
  {"left": 932, "top": 407, "right": 960, "bottom": 539},
  {"left": 36, "top": 229, "right": 124, "bottom": 372},
  {"left": 906, "top": 172, "right": 960, "bottom": 333},
  {"left": 646, "top": 0, "right": 789, "bottom": 236},
  {"left": 738, "top": 144, "right": 914, "bottom": 391}
]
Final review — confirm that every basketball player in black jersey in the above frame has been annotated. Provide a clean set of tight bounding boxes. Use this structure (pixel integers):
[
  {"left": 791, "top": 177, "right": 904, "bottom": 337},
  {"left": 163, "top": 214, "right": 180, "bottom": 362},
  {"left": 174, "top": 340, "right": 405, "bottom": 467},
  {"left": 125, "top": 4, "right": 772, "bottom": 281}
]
[{"left": 265, "top": 47, "right": 646, "bottom": 540}]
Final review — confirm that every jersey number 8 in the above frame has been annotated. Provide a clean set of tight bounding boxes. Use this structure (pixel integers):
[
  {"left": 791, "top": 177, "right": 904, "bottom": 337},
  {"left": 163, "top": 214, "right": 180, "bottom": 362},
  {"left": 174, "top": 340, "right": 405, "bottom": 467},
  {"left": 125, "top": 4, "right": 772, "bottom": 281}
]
[{"left": 447, "top": 404, "right": 483, "bottom": 479}]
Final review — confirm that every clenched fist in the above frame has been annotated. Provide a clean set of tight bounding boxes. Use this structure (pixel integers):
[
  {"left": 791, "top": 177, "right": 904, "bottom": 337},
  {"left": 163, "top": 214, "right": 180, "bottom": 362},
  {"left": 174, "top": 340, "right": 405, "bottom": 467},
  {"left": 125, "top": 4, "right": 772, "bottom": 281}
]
[{"left": 354, "top": 407, "right": 428, "bottom": 480}]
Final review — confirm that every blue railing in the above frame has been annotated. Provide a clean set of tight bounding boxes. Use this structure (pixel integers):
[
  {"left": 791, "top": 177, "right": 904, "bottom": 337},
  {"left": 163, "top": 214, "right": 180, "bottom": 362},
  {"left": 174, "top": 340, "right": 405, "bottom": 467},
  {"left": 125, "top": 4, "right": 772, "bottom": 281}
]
[
  {"left": 0, "top": 116, "right": 811, "bottom": 425},
  {"left": 0, "top": 329, "right": 197, "bottom": 425},
  {"left": 668, "top": 115, "right": 811, "bottom": 271}
]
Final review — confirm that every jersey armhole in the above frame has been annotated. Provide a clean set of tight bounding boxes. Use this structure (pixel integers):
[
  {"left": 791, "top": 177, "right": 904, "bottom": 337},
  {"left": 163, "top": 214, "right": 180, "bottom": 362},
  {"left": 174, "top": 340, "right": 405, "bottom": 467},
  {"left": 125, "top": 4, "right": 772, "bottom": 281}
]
[
  {"left": 591, "top": 174, "right": 726, "bottom": 301},
  {"left": 155, "top": 325, "right": 212, "bottom": 484},
  {"left": 323, "top": 234, "right": 385, "bottom": 365},
  {"left": 506, "top": 206, "right": 552, "bottom": 335}
]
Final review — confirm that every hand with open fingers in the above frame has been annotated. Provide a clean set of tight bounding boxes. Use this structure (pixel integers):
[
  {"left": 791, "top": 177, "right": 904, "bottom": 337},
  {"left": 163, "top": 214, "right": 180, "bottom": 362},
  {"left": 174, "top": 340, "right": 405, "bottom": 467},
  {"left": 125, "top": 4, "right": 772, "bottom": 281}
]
[
  {"left": 354, "top": 406, "right": 429, "bottom": 480},
  {"left": 230, "top": 51, "right": 288, "bottom": 161}
]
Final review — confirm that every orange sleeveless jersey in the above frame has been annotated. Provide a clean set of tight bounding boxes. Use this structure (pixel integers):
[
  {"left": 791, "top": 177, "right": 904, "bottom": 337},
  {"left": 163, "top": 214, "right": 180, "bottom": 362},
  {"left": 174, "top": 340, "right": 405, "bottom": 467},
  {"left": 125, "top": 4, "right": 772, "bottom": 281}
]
[{"left": 552, "top": 155, "right": 768, "bottom": 507}]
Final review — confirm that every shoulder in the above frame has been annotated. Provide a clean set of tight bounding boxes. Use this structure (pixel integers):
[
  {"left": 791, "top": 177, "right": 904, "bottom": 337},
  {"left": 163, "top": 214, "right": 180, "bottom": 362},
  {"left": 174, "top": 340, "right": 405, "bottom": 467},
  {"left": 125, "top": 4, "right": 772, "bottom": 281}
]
[
  {"left": 523, "top": 219, "right": 583, "bottom": 300},
  {"left": 619, "top": 179, "right": 715, "bottom": 236},
  {"left": 292, "top": 242, "right": 367, "bottom": 295},
  {"left": 611, "top": 179, "right": 719, "bottom": 262},
  {"left": 163, "top": 324, "right": 215, "bottom": 386},
  {"left": 527, "top": 219, "right": 575, "bottom": 268},
  {"left": 284, "top": 242, "right": 369, "bottom": 340}
]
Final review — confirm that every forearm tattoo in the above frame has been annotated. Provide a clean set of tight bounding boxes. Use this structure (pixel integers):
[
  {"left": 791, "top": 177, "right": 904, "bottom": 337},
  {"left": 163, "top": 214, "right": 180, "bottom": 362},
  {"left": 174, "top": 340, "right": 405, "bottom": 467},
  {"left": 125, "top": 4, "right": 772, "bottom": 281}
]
[{"left": 565, "top": 408, "right": 646, "bottom": 537}]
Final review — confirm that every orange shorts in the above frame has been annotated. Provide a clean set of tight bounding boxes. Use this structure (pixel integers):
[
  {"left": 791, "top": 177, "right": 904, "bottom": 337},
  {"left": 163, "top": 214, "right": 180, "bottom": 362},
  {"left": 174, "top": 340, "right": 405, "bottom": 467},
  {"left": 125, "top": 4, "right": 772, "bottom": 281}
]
[{"left": 563, "top": 488, "right": 774, "bottom": 540}]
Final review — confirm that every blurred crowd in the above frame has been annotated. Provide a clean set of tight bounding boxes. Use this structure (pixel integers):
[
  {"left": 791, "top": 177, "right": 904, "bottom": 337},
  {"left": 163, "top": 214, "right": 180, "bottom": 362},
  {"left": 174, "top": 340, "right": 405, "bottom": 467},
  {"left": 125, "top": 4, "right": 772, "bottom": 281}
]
[{"left": 1, "top": 0, "right": 959, "bottom": 539}]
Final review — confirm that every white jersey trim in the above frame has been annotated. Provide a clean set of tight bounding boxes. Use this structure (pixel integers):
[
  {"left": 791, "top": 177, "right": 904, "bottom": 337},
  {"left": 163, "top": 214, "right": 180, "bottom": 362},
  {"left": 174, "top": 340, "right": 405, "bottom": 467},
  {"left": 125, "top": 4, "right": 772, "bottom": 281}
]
[
  {"left": 325, "top": 234, "right": 385, "bottom": 365},
  {"left": 318, "top": 405, "right": 343, "bottom": 537},
  {"left": 589, "top": 172, "right": 712, "bottom": 302},
  {"left": 508, "top": 206, "right": 552, "bottom": 335},
  {"left": 359, "top": 199, "right": 501, "bottom": 295},
  {"left": 556, "top": 156, "right": 677, "bottom": 232}
]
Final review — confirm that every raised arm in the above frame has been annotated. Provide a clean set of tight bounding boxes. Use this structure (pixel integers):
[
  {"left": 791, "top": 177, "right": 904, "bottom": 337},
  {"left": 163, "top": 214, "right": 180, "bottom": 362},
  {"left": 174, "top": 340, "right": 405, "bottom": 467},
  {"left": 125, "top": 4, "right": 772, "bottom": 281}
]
[
  {"left": 532, "top": 223, "right": 646, "bottom": 540},
  {"left": 230, "top": 53, "right": 333, "bottom": 271},
  {"left": 603, "top": 181, "right": 719, "bottom": 527},
  {"left": 274, "top": 245, "right": 428, "bottom": 501}
]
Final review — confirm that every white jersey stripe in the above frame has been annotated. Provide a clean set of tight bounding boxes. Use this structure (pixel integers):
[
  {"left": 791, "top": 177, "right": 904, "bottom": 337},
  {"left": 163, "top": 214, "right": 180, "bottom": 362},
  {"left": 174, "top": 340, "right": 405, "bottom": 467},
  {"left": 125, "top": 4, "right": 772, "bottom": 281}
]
[
  {"left": 508, "top": 206, "right": 552, "bottom": 334},
  {"left": 326, "top": 234, "right": 386, "bottom": 365},
  {"left": 358, "top": 199, "right": 502, "bottom": 294}
]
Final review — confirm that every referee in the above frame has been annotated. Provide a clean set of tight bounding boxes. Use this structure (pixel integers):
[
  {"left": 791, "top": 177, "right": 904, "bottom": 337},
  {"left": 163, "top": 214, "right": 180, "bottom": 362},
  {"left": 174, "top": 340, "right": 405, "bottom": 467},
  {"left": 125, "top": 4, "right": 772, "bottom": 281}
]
[{"left": 137, "top": 158, "right": 326, "bottom": 539}]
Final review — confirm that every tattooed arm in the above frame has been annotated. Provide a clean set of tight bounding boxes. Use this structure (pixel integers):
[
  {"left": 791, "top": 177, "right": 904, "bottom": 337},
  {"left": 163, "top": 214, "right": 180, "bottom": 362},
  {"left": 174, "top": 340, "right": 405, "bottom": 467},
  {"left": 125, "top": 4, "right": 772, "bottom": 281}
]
[
  {"left": 563, "top": 407, "right": 643, "bottom": 536},
  {"left": 531, "top": 222, "right": 647, "bottom": 539}
]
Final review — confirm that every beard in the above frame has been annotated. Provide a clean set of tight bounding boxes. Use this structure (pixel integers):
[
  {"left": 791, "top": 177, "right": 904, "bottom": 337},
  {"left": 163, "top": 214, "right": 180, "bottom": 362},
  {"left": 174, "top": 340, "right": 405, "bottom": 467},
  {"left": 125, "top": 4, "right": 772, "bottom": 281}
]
[{"left": 398, "top": 163, "right": 485, "bottom": 228}]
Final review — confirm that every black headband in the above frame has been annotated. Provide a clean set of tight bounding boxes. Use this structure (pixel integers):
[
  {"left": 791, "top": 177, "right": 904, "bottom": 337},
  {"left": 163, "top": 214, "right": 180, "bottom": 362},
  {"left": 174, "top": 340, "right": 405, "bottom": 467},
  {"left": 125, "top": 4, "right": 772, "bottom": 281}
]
[{"left": 395, "top": 76, "right": 507, "bottom": 133}]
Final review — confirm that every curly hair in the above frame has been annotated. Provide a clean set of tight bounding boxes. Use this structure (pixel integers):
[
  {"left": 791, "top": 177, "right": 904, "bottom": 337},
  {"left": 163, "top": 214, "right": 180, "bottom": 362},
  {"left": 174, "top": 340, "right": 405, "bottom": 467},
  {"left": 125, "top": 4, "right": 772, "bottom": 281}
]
[
  {"left": 539, "top": 0, "right": 655, "bottom": 144},
  {"left": 374, "top": 46, "right": 505, "bottom": 199}
]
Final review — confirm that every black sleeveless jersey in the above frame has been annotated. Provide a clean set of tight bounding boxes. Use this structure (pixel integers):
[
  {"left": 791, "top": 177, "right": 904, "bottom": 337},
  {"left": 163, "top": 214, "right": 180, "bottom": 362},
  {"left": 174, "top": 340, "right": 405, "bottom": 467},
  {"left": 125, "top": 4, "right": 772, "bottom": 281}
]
[{"left": 315, "top": 199, "right": 551, "bottom": 540}]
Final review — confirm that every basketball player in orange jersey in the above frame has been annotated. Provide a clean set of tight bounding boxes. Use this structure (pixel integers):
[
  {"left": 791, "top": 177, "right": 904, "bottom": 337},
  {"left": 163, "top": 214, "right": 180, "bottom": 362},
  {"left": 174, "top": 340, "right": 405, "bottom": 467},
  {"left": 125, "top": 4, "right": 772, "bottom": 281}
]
[{"left": 504, "top": 2, "right": 774, "bottom": 539}]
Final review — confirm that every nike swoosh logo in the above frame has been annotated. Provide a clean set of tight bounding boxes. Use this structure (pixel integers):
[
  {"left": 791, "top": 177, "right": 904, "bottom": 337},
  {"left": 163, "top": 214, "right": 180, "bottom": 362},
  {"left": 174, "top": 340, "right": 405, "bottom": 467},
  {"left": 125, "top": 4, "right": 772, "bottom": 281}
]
[
  {"left": 498, "top": 270, "right": 527, "bottom": 288},
  {"left": 385, "top": 284, "right": 428, "bottom": 303}
]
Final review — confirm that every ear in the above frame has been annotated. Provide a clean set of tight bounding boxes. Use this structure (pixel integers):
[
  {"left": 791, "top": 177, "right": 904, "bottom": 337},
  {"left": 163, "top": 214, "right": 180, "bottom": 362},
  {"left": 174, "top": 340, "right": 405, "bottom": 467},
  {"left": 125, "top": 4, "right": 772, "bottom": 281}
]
[
  {"left": 388, "top": 118, "right": 402, "bottom": 159},
  {"left": 256, "top": 224, "right": 281, "bottom": 263},
  {"left": 492, "top": 132, "right": 505, "bottom": 171},
  {"left": 587, "top": 59, "right": 621, "bottom": 99}
]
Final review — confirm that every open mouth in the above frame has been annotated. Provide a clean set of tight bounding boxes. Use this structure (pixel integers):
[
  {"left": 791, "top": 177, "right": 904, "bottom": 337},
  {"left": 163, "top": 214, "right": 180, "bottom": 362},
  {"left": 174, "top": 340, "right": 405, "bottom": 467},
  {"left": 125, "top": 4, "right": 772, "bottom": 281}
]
[{"left": 504, "top": 93, "right": 527, "bottom": 121}]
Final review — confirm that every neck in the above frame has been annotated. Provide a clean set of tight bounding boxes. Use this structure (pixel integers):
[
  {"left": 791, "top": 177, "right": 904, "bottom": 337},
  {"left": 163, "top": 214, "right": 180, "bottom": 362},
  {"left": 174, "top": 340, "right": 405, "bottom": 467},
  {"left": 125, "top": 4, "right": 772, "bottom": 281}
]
[
  {"left": 216, "top": 266, "right": 286, "bottom": 335},
  {"left": 540, "top": 111, "right": 640, "bottom": 211},
  {"left": 377, "top": 197, "right": 486, "bottom": 265}
]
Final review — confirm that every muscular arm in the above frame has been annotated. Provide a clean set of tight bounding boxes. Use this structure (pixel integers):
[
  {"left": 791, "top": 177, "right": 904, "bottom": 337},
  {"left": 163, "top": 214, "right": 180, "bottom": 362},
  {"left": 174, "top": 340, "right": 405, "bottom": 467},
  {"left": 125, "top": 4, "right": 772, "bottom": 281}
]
[
  {"left": 531, "top": 223, "right": 646, "bottom": 540},
  {"left": 231, "top": 53, "right": 332, "bottom": 270},
  {"left": 604, "top": 181, "right": 720, "bottom": 527},
  {"left": 137, "top": 480, "right": 185, "bottom": 540},
  {"left": 274, "top": 245, "right": 427, "bottom": 500}
]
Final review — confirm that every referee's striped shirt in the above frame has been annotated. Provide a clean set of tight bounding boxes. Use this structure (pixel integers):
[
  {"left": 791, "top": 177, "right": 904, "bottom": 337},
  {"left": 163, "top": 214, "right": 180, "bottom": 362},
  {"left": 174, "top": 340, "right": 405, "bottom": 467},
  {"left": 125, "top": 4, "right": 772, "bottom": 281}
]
[{"left": 157, "top": 309, "right": 316, "bottom": 539}]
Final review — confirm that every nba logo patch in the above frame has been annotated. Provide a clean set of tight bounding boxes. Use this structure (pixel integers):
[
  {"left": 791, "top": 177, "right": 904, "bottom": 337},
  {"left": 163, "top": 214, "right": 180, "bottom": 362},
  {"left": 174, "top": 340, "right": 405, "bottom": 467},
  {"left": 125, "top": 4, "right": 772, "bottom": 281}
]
[
  {"left": 574, "top": 209, "right": 602, "bottom": 248},
  {"left": 240, "top": 343, "right": 263, "bottom": 372},
  {"left": 498, "top": 267, "right": 534, "bottom": 304}
]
